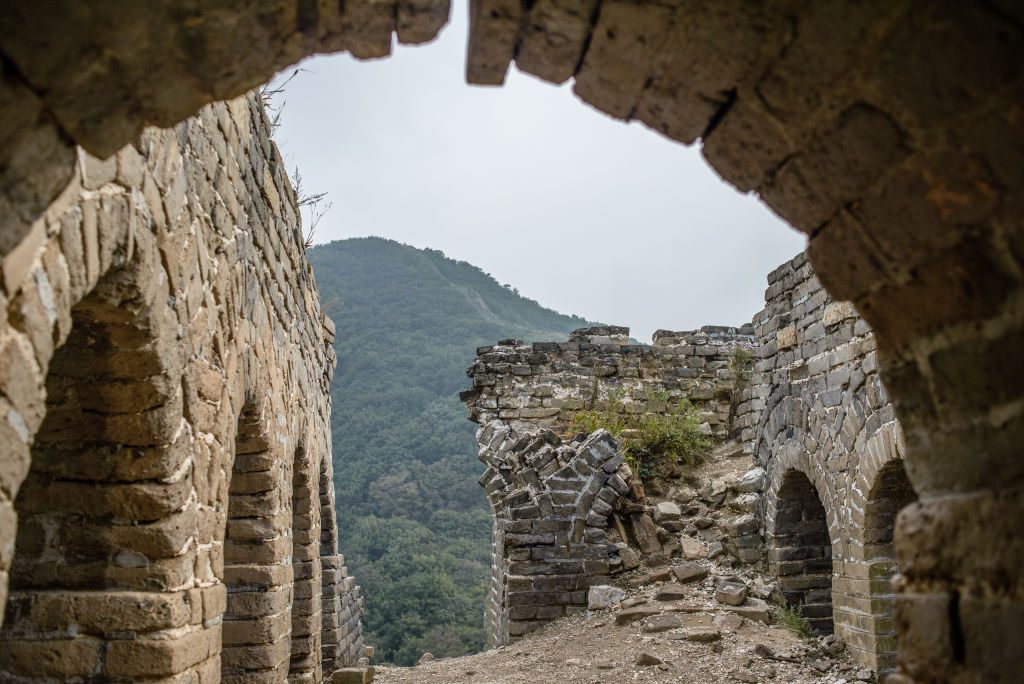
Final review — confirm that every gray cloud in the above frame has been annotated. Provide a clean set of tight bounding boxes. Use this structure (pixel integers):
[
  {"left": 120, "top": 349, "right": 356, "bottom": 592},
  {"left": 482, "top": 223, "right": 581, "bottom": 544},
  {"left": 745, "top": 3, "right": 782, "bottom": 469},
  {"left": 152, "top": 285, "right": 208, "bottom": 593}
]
[{"left": 271, "top": 4, "right": 806, "bottom": 342}]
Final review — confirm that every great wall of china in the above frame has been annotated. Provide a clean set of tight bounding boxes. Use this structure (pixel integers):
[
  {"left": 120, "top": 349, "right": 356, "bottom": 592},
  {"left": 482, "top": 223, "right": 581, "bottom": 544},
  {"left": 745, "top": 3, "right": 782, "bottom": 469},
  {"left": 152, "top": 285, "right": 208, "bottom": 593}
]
[{"left": 1, "top": 1, "right": 1021, "bottom": 682}]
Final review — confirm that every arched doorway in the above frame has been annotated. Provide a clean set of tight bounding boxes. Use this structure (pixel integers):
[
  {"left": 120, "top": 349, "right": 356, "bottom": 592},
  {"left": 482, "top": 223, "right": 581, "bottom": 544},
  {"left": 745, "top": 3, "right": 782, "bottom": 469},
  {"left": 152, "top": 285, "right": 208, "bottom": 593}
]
[
  {"left": 770, "top": 469, "right": 834, "bottom": 635},
  {"left": 222, "top": 401, "right": 293, "bottom": 683},
  {"left": 289, "top": 443, "right": 324, "bottom": 681}
]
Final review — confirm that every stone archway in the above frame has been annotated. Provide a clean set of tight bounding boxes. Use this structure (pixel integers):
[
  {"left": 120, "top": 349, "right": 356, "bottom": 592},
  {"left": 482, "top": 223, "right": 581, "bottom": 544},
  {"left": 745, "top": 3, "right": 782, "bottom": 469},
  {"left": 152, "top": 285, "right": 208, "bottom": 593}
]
[
  {"left": 289, "top": 441, "right": 324, "bottom": 683},
  {"left": 222, "top": 398, "right": 294, "bottom": 683},
  {"left": 0, "top": 2, "right": 1021, "bottom": 680},
  {"left": 862, "top": 457, "right": 917, "bottom": 673},
  {"left": 0, "top": 251, "right": 199, "bottom": 680}
]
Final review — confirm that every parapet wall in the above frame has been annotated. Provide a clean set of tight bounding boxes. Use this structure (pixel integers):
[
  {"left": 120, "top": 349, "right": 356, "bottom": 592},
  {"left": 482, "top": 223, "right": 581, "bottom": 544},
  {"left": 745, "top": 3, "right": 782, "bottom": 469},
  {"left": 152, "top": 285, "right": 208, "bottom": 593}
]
[
  {"left": 464, "top": 253, "right": 912, "bottom": 673},
  {"left": 0, "top": 94, "right": 363, "bottom": 681},
  {"left": 464, "top": 324, "right": 756, "bottom": 441},
  {"left": 462, "top": 324, "right": 757, "bottom": 646}
]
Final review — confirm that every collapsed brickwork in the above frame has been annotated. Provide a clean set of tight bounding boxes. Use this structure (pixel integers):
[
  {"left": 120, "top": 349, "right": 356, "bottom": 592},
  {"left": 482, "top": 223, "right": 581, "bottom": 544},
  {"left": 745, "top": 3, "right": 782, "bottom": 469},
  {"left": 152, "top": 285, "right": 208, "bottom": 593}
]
[
  {"left": 0, "top": 94, "right": 363, "bottom": 681},
  {"left": 463, "top": 325, "right": 760, "bottom": 646},
  {"left": 475, "top": 423, "right": 631, "bottom": 646},
  {"left": 464, "top": 253, "right": 912, "bottom": 674}
]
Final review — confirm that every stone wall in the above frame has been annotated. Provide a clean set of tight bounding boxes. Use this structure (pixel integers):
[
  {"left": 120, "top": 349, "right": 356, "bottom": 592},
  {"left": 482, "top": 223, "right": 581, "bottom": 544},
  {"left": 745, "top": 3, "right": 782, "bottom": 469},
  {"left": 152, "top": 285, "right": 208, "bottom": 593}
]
[
  {"left": 465, "top": 253, "right": 914, "bottom": 674},
  {"left": 463, "top": 324, "right": 756, "bottom": 441},
  {"left": 748, "top": 253, "right": 911, "bottom": 673},
  {"left": 0, "top": 93, "right": 363, "bottom": 681}
]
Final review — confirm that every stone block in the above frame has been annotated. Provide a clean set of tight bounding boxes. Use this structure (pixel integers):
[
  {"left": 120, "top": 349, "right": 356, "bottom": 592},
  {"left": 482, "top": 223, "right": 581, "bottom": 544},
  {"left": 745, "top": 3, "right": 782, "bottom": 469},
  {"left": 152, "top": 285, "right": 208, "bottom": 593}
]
[{"left": 716, "top": 581, "right": 749, "bottom": 607}]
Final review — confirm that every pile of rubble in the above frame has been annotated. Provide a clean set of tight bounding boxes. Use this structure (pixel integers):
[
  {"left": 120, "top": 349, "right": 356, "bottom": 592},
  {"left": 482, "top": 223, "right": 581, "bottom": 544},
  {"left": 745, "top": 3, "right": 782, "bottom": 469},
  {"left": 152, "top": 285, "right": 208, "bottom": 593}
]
[{"left": 609, "top": 440, "right": 767, "bottom": 575}]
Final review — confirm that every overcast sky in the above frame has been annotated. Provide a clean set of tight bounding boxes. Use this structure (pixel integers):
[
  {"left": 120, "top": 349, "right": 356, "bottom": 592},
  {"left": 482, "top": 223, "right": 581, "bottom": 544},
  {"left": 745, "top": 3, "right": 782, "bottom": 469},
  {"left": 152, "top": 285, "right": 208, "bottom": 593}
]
[{"left": 271, "top": 5, "right": 805, "bottom": 342}]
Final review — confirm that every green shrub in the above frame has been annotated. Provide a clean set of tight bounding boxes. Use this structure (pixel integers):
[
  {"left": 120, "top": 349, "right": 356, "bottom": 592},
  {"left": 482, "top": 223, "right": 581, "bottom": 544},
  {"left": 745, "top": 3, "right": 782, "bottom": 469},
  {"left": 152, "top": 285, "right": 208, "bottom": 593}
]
[
  {"left": 571, "top": 389, "right": 712, "bottom": 474},
  {"left": 772, "top": 595, "right": 813, "bottom": 638}
]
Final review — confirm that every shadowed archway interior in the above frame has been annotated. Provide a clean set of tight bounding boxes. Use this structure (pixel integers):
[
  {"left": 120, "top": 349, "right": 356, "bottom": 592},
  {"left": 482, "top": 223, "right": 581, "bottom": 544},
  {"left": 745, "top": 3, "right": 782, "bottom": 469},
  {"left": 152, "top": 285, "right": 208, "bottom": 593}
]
[{"left": 771, "top": 470, "right": 834, "bottom": 635}]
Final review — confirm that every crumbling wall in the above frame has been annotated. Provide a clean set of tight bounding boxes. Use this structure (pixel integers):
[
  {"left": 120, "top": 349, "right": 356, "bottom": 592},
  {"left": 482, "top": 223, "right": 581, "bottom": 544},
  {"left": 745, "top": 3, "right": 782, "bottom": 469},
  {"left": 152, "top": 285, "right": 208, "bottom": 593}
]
[
  {"left": 0, "top": 94, "right": 363, "bottom": 682},
  {"left": 465, "top": 253, "right": 913, "bottom": 673},
  {"left": 462, "top": 324, "right": 758, "bottom": 647}
]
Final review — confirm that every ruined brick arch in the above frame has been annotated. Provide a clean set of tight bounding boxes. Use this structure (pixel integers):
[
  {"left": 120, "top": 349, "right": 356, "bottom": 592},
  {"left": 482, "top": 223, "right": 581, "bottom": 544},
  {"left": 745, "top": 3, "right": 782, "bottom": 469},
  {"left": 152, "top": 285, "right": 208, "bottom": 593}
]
[
  {"left": 477, "top": 421, "right": 632, "bottom": 645},
  {"left": 0, "top": 93, "right": 364, "bottom": 682},
  {"left": 762, "top": 408, "right": 844, "bottom": 635},
  {"left": 767, "top": 466, "right": 836, "bottom": 635},
  {"left": 757, "top": 345, "right": 916, "bottom": 671},
  {"left": 222, "top": 394, "right": 292, "bottom": 683},
  {"left": 288, "top": 436, "right": 327, "bottom": 682}
]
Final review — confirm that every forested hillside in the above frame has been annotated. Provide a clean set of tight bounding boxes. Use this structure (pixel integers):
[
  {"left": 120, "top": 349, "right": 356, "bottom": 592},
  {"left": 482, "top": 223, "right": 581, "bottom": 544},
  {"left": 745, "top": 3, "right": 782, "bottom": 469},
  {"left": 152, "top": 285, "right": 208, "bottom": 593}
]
[{"left": 308, "top": 238, "right": 593, "bottom": 664}]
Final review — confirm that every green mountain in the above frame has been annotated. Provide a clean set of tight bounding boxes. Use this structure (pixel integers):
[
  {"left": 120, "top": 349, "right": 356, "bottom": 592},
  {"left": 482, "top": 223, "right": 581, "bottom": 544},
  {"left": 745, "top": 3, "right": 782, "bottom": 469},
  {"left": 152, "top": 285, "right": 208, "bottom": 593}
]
[{"left": 307, "top": 237, "right": 593, "bottom": 665}]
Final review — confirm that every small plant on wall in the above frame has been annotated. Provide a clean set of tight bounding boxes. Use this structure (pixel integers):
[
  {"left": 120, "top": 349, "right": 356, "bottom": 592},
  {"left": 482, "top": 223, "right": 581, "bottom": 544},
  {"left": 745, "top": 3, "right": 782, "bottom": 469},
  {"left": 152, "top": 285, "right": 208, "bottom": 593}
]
[
  {"left": 728, "top": 343, "right": 756, "bottom": 402},
  {"left": 572, "top": 388, "right": 712, "bottom": 479}
]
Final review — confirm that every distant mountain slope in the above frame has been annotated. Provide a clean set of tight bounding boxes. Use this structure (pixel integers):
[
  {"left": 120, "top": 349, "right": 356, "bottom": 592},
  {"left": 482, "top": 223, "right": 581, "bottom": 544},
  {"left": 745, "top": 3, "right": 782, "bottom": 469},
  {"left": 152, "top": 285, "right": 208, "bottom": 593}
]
[{"left": 307, "top": 237, "right": 593, "bottom": 664}]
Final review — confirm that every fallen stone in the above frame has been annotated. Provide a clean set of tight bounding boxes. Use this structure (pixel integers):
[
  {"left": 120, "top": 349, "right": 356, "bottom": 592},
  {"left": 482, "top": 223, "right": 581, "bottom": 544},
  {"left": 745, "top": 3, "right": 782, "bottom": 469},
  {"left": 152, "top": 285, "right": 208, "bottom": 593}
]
[
  {"left": 728, "top": 598, "right": 771, "bottom": 624},
  {"left": 671, "top": 486, "right": 697, "bottom": 504},
  {"left": 714, "top": 613, "right": 744, "bottom": 632},
  {"left": 813, "top": 658, "right": 834, "bottom": 672},
  {"left": 649, "top": 567, "right": 672, "bottom": 582},
  {"left": 333, "top": 668, "right": 374, "bottom": 684},
  {"left": 643, "top": 614, "right": 682, "bottom": 633},
  {"left": 694, "top": 516, "right": 715, "bottom": 529},
  {"left": 636, "top": 652, "right": 663, "bottom": 666},
  {"left": 588, "top": 585, "right": 626, "bottom": 610},
  {"left": 654, "top": 583, "right": 691, "bottom": 601},
  {"left": 619, "top": 546, "right": 641, "bottom": 570},
  {"left": 716, "top": 581, "right": 748, "bottom": 606},
  {"left": 681, "top": 537, "right": 706, "bottom": 559},
  {"left": 731, "top": 492, "right": 761, "bottom": 514},
  {"left": 735, "top": 467, "right": 766, "bottom": 493},
  {"left": 417, "top": 653, "right": 434, "bottom": 665},
  {"left": 627, "top": 513, "right": 663, "bottom": 554},
  {"left": 821, "top": 634, "right": 845, "bottom": 656},
  {"left": 616, "top": 606, "right": 661, "bottom": 626},
  {"left": 727, "top": 513, "right": 758, "bottom": 536},
  {"left": 653, "top": 501, "right": 682, "bottom": 522},
  {"left": 621, "top": 597, "right": 648, "bottom": 609},
  {"left": 733, "top": 670, "right": 758, "bottom": 683},
  {"left": 680, "top": 627, "right": 721, "bottom": 643},
  {"left": 671, "top": 562, "right": 709, "bottom": 584}
]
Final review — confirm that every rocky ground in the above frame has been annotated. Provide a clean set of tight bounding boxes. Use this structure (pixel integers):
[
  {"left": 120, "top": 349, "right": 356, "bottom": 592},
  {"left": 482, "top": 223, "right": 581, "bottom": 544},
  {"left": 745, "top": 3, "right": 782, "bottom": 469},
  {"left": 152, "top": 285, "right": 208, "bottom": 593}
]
[
  {"left": 374, "top": 557, "right": 875, "bottom": 684},
  {"left": 368, "top": 441, "right": 876, "bottom": 684}
]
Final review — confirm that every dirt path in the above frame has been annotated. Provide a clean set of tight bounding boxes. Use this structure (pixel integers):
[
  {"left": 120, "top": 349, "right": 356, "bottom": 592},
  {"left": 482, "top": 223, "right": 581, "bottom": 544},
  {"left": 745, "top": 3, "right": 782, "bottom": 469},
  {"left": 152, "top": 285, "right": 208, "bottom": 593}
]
[{"left": 374, "top": 570, "right": 874, "bottom": 684}]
